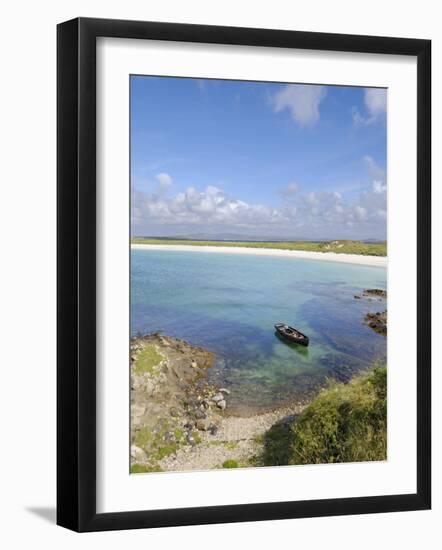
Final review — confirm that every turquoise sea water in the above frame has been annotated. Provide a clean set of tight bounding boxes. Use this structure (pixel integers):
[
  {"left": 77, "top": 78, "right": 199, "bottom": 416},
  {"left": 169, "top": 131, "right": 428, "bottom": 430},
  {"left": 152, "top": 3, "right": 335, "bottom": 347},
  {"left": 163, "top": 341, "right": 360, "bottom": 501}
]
[{"left": 131, "top": 249, "right": 387, "bottom": 414}]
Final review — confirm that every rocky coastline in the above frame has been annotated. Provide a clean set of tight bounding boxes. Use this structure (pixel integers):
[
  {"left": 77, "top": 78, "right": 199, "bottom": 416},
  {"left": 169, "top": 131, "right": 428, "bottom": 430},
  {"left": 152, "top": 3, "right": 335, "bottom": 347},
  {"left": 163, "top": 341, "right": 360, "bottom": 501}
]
[
  {"left": 131, "top": 284, "right": 388, "bottom": 473},
  {"left": 354, "top": 288, "right": 387, "bottom": 336},
  {"left": 130, "top": 333, "right": 304, "bottom": 472},
  {"left": 364, "top": 310, "right": 387, "bottom": 335}
]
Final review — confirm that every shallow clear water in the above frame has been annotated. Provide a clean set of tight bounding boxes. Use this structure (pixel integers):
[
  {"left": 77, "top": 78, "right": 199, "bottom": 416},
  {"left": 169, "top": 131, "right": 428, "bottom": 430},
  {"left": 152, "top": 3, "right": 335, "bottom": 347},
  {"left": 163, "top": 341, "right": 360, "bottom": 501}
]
[{"left": 131, "top": 249, "right": 387, "bottom": 413}]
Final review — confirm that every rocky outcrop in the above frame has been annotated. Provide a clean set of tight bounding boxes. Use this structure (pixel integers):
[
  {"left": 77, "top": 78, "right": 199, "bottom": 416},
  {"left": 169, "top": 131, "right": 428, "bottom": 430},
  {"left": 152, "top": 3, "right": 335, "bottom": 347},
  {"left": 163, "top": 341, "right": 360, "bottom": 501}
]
[
  {"left": 130, "top": 333, "right": 232, "bottom": 472},
  {"left": 363, "top": 288, "right": 387, "bottom": 298},
  {"left": 354, "top": 288, "right": 387, "bottom": 300},
  {"left": 352, "top": 289, "right": 387, "bottom": 336},
  {"left": 364, "top": 310, "right": 387, "bottom": 335}
]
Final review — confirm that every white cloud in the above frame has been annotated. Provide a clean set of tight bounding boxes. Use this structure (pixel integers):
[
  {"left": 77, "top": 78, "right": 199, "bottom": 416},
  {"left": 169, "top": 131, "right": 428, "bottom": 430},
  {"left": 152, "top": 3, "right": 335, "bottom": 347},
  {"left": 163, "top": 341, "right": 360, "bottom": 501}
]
[
  {"left": 155, "top": 172, "right": 173, "bottom": 188},
  {"left": 132, "top": 183, "right": 287, "bottom": 231},
  {"left": 353, "top": 88, "right": 387, "bottom": 126},
  {"left": 271, "top": 84, "right": 326, "bottom": 127},
  {"left": 373, "top": 180, "right": 387, "bottom": 194},
  {"left": 365, "top": 88, "right": 387, "bottom": 117},
  {"left": 364, "top": 155, "right": 386, "bottom": 181},
  {"left": 279, "top": 181, "right": 299, "bottom": 197},
  {"left": 132, "top": 157, "right": 386, "bottom": 239}
]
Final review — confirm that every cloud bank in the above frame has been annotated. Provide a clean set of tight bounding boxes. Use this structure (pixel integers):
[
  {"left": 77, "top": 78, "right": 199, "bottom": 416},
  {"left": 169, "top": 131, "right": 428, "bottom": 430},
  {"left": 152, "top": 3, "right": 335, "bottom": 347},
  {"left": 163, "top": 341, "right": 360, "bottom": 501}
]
[{"left": 132, "top": 165, "right": 387, "bottom": 240}]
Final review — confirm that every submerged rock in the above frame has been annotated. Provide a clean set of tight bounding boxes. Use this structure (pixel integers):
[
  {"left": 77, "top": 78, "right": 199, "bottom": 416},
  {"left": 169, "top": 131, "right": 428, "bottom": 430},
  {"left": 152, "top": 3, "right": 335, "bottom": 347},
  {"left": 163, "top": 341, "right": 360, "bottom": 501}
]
[
  {"left": 354, "top": 288, "right": 387, "bottom": 300},
  {"left": 364, "top": 310, "right": 387, "bottom": 335},
  {"left": 363, "top": 288, "right": 387, "bottom": 299}
]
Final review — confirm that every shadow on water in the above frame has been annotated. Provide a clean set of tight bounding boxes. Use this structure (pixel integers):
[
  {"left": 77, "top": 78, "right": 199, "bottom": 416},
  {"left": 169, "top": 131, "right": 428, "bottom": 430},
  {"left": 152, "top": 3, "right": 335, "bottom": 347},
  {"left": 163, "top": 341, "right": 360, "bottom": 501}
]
[
  {"left": 302, "top": 293, "right": 386, "bottom": 360},
  {"left": 274, "top": 331, "right": 310, "bottom": 357}
]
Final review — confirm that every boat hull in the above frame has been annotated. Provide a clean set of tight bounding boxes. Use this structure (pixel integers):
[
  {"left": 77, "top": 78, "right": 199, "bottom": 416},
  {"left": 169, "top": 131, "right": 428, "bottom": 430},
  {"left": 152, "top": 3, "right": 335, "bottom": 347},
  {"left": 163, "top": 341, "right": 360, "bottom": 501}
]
[{"left": 274, "top": 324, "right": 309, "bottom": 346}]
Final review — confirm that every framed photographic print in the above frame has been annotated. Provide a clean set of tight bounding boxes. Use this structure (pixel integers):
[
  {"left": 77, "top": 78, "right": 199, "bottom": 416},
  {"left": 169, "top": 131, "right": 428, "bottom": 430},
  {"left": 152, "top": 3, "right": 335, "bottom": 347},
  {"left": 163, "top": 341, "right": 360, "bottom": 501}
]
[{"left": 57, "top": 17, "right": 431, "bottom": 532}]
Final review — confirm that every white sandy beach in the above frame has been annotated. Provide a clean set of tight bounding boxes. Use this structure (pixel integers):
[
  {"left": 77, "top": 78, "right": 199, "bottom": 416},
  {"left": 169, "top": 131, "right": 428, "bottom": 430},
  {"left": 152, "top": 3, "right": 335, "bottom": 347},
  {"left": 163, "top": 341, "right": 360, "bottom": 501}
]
[{"left": 131, "top": 244, "right": 387, "bottom": 268}]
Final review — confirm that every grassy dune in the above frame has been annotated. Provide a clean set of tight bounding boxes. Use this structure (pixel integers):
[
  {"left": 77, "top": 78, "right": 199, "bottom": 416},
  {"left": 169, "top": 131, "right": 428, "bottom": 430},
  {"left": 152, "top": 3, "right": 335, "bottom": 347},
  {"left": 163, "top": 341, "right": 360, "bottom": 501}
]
[
  {"left": 262, "top": 366, "right": 387, "bottom": 466},
  {"left": 132, "top": 238, "right": 387, "bottom": 257}
]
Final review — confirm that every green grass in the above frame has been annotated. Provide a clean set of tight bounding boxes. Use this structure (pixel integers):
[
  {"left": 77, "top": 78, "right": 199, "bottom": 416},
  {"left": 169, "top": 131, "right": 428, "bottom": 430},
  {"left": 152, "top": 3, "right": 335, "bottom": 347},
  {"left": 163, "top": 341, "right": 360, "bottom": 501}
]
[
  {"left": 191, "top": 430, "right": 202, "bottom": 445},
  {"left": 131, "top": 238, "right": 387, "bottom": 257},
  {"left": 154, "top": 444, "right": 180, "bottom": 460},
  {"left": 174, "top": 428, "right": 185, "bottom": 441},
  {"left": 132, "top": 422, "right": 185, "bottom": 470},
  {"left": 132, "top": 344, "right": 163, "bottom": 375},
  {"left": 130, "top": 463, "right": 163, "bottom": 473},
  {"left": 134, "top": 427, "right": 154, "bottom": 449},
  {"left": 262, "top": 366, "right": 387, "bottom": 466},
  {"left": 222, "top": 459, "right": 239, "bottom": 468}
]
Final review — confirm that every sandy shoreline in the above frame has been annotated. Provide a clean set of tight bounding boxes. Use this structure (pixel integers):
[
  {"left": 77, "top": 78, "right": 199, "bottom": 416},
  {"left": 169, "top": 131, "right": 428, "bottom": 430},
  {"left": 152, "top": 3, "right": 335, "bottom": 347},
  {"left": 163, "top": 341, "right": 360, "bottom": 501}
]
[{"left": 131, "top": 243, "right": 387, "bottom": 268}]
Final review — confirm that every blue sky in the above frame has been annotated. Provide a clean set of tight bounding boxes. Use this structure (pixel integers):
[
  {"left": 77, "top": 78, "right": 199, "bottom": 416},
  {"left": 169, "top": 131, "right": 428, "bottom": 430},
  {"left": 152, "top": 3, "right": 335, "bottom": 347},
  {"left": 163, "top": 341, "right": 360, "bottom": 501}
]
[{"left": 131, "top": 76, "right": 387, "bottom": 240}]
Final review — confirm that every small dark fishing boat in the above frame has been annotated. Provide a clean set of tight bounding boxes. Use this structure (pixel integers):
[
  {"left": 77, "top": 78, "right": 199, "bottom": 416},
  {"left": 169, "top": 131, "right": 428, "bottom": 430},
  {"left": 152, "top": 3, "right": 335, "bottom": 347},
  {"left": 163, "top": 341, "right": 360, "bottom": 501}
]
[{"left": 274, "top": 323, "right": 309, "bottom": 346}]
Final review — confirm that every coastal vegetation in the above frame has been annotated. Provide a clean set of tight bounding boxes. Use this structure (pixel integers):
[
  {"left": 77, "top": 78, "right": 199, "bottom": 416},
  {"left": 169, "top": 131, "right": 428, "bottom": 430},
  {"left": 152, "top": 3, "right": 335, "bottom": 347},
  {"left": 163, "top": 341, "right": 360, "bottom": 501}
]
[
  {"left": 261, "top": 365, "right": 387, "bottom": 466},
  {"left": 130, "top": 283, "right": 386, "bottom": 472},
  {"left": 131, "top": 238, "right": 387, "bottom": 257},
  {"left": 222, "top": 459, "right": 239, "bottom": 468},
  {"left": 130, "top": 333, "right": 386, "bottom": 473},
  {"left": 132, "top": 344, "right": 164, "bottom": 375}
]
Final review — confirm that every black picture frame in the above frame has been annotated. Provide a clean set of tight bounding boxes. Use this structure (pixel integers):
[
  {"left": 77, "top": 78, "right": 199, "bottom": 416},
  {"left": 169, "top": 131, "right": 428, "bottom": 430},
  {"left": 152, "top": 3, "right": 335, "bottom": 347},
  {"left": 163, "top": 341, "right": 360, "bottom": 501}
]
[{"left": 57, "top": 17, "right": 431, "bottom": 532}]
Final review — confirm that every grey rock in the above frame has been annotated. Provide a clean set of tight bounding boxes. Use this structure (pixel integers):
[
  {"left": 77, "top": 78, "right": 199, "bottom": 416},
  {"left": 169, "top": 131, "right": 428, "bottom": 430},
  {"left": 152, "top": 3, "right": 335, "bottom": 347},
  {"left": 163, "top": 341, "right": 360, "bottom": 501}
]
[
  {"left": 212, "top": 393, "right": 224, "bottom": 403},
  {"left": 195, "top": 418, "right": 211, "bottom": 431},
  {"left": 169, "top": 407, "right": 179, "bottom": 417},
  {"left": 219, "top": 388, "right": 231, "bottom": 395},
  {"left": 194, "top": 409, "right": 206, "bottom": 420},
  {"left": 364, "top": 310, "right": 387, "bottom": 336},
  {"left": 363, "top": 288, "right": 387, "bottom": 299},
  {"left": 208, "top": 424, "right": 218, "bottom": 435},
  {"left": 217, "top": 399, "right": 227, "bottom": 410},
  {"left": 131, "top": 444, "right": 145, "bottom": 459}
]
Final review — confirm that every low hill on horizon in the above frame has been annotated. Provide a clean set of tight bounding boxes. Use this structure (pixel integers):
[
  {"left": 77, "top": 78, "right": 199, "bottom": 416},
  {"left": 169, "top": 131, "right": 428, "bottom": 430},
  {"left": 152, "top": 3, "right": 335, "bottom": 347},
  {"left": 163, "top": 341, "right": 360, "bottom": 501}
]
[{"left": 131, "top": 238, "right": 387, "bottom": 257}]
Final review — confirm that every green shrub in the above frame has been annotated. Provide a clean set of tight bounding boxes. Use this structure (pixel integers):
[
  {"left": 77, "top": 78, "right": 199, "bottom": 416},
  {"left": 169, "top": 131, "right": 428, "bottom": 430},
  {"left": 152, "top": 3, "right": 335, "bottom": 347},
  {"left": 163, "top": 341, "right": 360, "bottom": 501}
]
[
  {"left": 262, "top": 366, "right": 387, "bottom": 466},
  {"left": 222, "top": 459, "right": 239, "bottom": 468}
]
